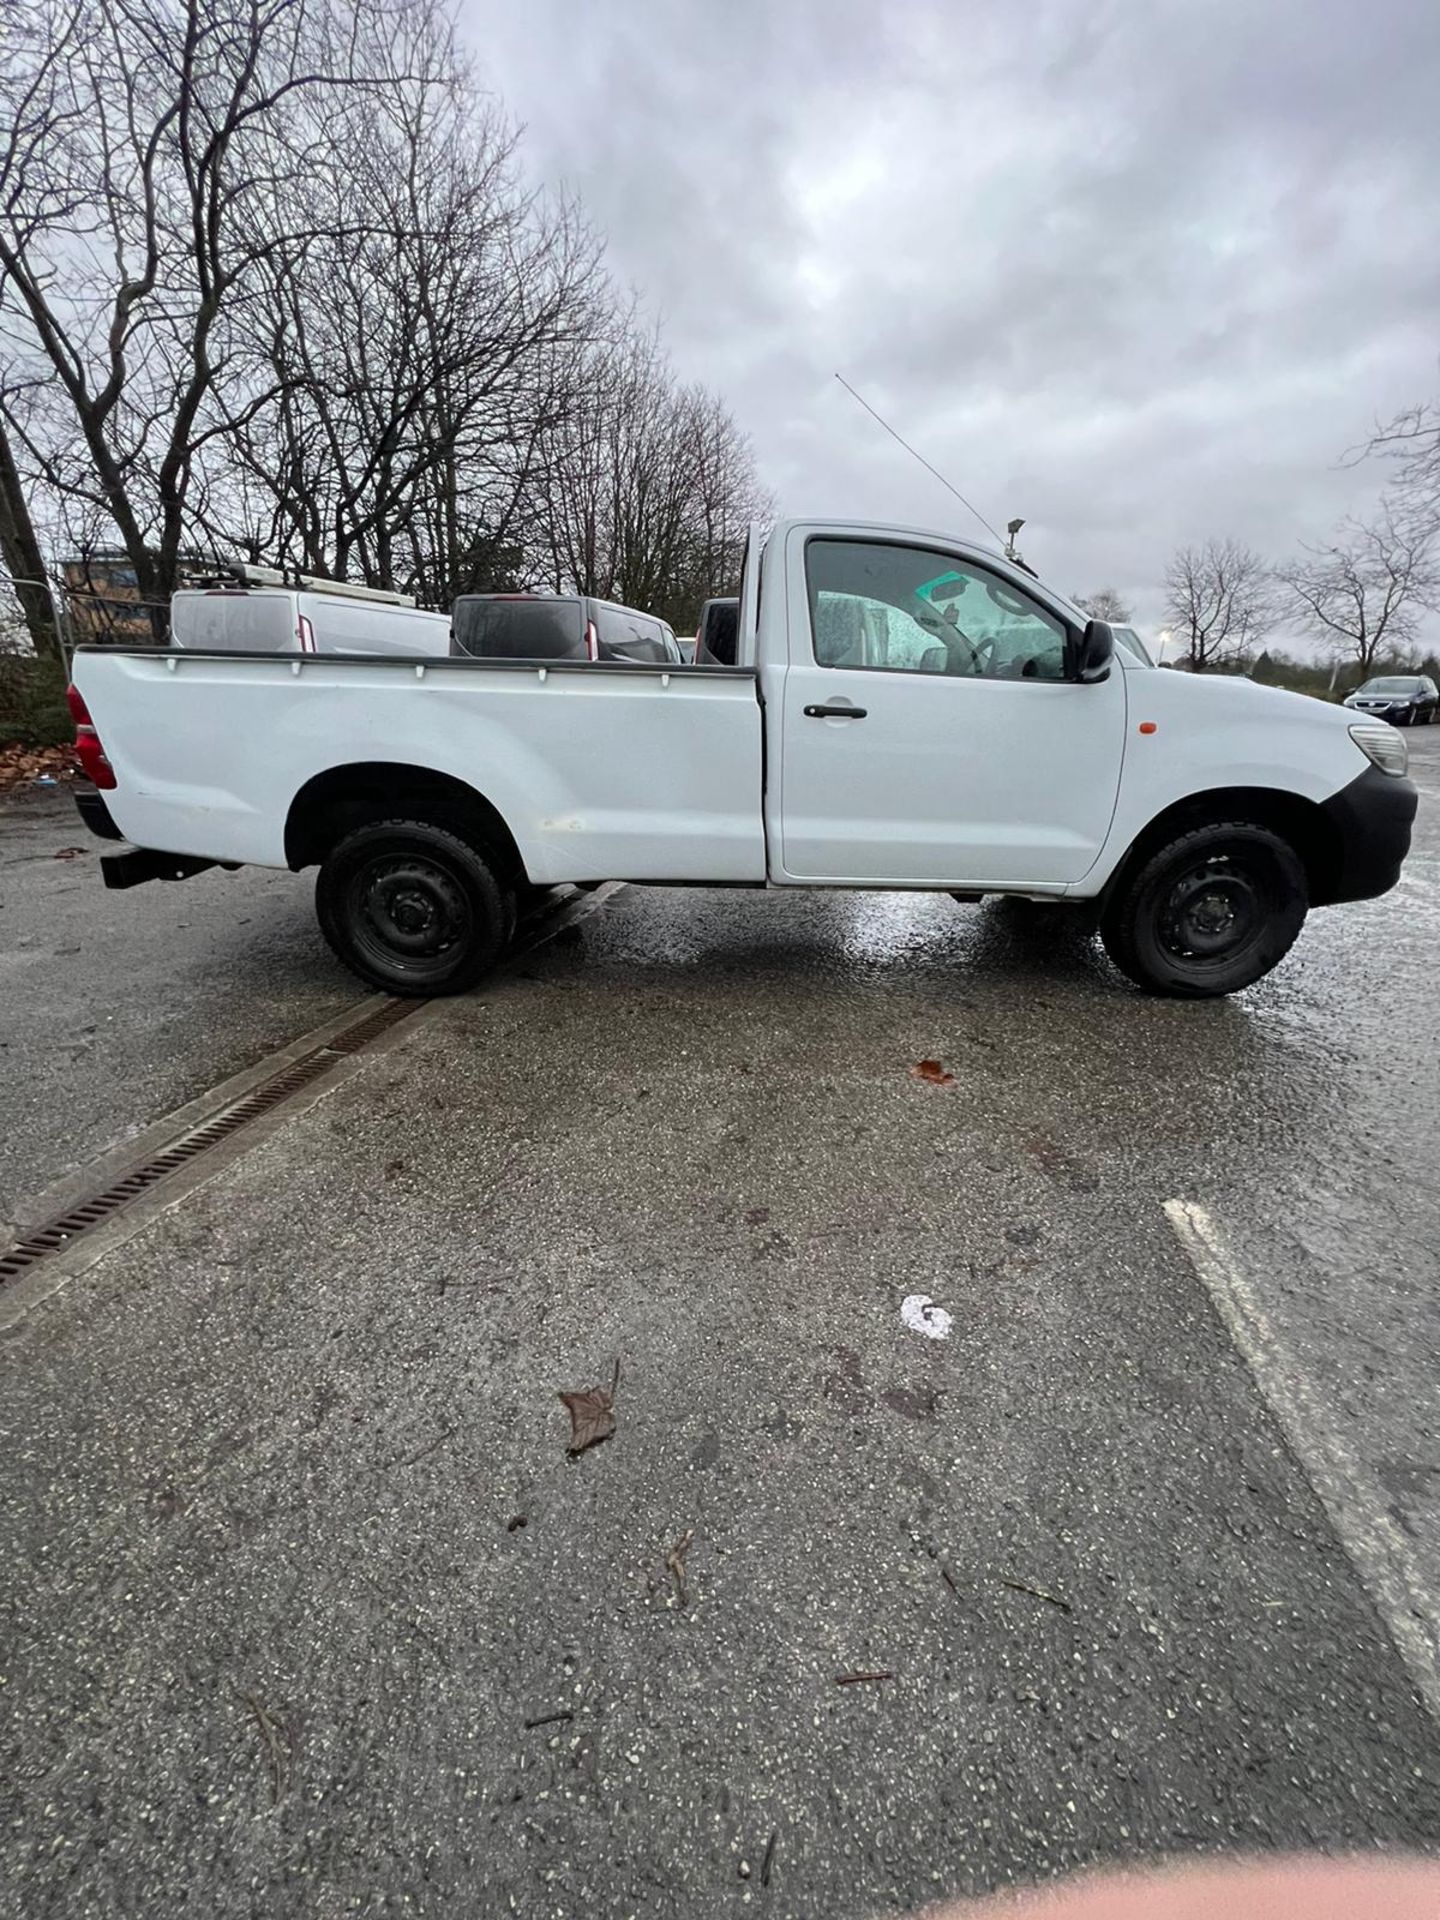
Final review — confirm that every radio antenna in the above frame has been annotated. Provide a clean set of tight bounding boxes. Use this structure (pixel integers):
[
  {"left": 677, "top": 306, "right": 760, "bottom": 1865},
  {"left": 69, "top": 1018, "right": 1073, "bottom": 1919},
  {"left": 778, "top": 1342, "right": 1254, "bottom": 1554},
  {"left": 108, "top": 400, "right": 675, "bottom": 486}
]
[{"left": 834, "top": 373, "right": 1005, "bottom": 548}]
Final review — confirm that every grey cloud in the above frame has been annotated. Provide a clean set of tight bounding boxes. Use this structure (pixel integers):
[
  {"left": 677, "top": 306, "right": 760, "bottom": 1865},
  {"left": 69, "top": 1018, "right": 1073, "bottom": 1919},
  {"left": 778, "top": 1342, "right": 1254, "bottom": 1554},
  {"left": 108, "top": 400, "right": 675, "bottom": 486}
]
[{"left": 464, "top": 0, "right": 1440, "bottom": 643}]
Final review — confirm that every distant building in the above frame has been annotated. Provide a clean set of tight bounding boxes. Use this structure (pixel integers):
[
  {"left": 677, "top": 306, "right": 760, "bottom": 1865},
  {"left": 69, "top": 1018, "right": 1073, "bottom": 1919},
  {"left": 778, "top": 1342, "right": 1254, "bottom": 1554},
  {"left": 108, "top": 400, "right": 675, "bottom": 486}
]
[
  {"left": 61, "top": 551, "right": 159, "bottom": 644},
  {"left": 62, "top": 549, "right": 211, "bottom": 643}
]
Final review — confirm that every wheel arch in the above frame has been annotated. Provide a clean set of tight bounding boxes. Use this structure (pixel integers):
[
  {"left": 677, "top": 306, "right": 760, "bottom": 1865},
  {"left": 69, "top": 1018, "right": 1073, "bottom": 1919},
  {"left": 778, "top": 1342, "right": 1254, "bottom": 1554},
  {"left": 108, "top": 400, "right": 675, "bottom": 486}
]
[
  {"left": 1100, "top": 786, "right": 1344, "bottom": 911},
  {"left": 285, "top": 762, "right": 527, "bottom": 882}
]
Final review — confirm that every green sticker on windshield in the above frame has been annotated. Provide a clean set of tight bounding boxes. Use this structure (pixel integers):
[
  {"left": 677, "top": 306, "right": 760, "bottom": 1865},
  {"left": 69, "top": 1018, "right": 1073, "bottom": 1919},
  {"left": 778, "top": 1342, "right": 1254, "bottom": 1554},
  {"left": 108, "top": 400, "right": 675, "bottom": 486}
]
[{"left": 916, "top": 570, "right": 967, "bottom": 604}]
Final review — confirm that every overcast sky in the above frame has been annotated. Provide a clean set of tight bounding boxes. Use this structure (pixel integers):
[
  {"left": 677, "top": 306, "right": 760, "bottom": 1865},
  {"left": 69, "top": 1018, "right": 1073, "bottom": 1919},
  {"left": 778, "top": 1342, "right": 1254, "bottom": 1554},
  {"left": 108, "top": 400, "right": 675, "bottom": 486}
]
[{"left": 464, "top": 0, "right": 1440, "bottom": 645}]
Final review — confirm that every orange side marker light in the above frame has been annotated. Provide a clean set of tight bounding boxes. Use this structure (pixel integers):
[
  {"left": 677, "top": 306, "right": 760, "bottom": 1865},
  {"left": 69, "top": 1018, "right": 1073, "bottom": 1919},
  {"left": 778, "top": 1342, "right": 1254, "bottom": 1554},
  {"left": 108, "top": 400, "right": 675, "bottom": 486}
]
[{"left": 1138, "top": 721, "right": 1158, "bottom": 735}]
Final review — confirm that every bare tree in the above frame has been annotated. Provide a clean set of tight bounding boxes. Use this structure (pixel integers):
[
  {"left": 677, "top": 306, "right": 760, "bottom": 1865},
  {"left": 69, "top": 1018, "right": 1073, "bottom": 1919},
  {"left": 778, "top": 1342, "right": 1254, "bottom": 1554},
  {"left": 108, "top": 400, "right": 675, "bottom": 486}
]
[
  {"left": 1363, "top": 396, "right": 1440, "bottom": 519},
  {"left": 0, "top": 411, "right": 61, "bottom": 669},
  {"left": 213, "top": 17, "right": 607, "bottom": 603},
  {"left": 1, "top": 0, "right": 770, "bottom": 643},
  {"left": 536, "top": 328, "right": 771, "bottom": 630},
  {"left": 0, "top": 0, "right": 449, "bottom": 628},
  {"left": 1164, "top": 538, "right": 1275, "bottom": 671},
  {"left": 1276, "top": 499, "right": 1439, "bottom": 684},
  {"left": 1075, "top": 587, "right": 1130, "bottom": 623}
]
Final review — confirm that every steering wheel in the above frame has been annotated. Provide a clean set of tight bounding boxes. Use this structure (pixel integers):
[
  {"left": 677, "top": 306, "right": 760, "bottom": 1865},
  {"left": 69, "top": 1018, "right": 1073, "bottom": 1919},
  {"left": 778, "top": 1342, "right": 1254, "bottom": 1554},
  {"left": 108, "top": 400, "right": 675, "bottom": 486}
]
[
  {"left": 972, "top": 635, "right": 998, "bottom": 674},
  {"left": 919, "top": 605, "right": 984, "bottom": 675},
  {"left": 985, "top": 581, "right": 1032, "bottom": 617}
]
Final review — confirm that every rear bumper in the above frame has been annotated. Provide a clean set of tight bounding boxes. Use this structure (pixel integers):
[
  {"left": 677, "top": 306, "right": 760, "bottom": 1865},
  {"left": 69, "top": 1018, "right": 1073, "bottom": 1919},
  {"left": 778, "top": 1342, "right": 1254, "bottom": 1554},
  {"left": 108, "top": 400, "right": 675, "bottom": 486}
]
[
  {"left": 73, "top": 785, "right": 123, "bottom": 841},
  {"left": 74, "top": 784, "right": 232, "bottom": 887},
  {"left": 1316, "top": 765, "right": 1418, "bottom": 905}
]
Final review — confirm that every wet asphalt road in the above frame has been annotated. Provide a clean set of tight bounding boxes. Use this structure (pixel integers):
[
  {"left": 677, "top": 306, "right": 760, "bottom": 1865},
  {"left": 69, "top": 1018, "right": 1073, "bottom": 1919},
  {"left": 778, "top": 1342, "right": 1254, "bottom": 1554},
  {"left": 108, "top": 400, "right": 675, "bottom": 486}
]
[
  {"left": 0, "top": 788, "right": 357, "bottom": 1230},
  {"left": 2, "top": 734, "right": 1439, "bottom": 1919}
]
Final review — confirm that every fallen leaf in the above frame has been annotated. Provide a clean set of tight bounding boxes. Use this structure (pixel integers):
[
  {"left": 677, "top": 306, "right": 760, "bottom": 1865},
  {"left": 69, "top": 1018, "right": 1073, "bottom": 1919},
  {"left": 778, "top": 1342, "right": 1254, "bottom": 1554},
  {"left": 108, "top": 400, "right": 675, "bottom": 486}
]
[
  {"left": 0, "top": 743, "right": 77, "bottom": 795},
  {"left": 240, "top": 1691, "right": 292, "bottom": 1804},
  {"left": 911, "top": 1058, "right": 954, "bottom": 1086},
  {"left": 53, "top": 845, "right": 86, "bottom": 861},
  {"left": 1024, "top": 1134, "right": 1066, "bottom": 1174},
  {"left": 560, "top": 1358, "right": 620, "bottom": 1455},
  {"left": 666, "top": 1526, "right": 696, "bottom": 1605},
  {"left": 881, "top": 1385, "right": 939, "bottom": 1420}
]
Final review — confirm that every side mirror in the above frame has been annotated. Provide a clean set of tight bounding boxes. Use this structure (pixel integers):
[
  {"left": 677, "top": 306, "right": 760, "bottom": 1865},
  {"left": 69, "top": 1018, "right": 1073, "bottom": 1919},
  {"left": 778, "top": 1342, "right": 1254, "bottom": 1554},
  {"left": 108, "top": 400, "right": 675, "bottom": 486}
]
[{"left": 1071, "top": 618, "right": 1114, "bottom": 683}]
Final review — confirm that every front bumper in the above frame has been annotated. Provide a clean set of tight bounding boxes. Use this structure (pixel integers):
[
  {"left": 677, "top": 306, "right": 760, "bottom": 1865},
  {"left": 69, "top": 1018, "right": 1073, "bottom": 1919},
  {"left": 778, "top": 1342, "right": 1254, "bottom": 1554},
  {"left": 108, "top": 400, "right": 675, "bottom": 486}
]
[{"left": 1316, "top": 764, "right": 1418, "bottom": 905}]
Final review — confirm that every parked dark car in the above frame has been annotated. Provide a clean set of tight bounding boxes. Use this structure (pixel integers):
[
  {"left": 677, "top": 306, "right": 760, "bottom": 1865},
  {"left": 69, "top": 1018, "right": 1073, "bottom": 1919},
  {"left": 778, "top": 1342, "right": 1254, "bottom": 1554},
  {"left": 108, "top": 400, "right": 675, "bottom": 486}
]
[
  {"left": 1343, "top": 674, "right": 1438, "bottom": 726},
  {"left": 694, "top": 595, "right": 739, "bottom": 665},
  {"left": 451, "top": 593, "right": 682, "bottom": 666}
]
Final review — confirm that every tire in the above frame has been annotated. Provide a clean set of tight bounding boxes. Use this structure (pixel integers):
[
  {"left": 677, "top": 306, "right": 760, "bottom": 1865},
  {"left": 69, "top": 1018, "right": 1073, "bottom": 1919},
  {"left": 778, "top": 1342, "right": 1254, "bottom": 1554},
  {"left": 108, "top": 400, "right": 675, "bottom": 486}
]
[
  {"left": 315, "top": 818, "right": 514, "bottom": 996},
  {"left": 1100, "top": 821, "right": 1307, "bottom": 998}
]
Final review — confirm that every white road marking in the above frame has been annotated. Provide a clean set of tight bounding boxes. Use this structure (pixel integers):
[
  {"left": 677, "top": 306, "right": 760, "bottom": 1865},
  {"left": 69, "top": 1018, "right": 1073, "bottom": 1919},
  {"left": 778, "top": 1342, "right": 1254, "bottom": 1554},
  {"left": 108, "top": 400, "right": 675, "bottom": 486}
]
[
  {"left": 900, "top": 1294, "right": 953, "bottom": 1340},
  {"left": 1164, "top": 1197, "right": 1440, "bottom": 1725}
]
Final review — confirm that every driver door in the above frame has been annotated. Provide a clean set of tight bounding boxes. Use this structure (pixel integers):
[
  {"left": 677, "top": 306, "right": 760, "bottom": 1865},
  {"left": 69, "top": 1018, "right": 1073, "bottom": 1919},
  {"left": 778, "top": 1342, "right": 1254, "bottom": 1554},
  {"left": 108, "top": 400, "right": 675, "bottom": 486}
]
[{"left": 772, "top": 532, "right": 1128, "bottom": 887}]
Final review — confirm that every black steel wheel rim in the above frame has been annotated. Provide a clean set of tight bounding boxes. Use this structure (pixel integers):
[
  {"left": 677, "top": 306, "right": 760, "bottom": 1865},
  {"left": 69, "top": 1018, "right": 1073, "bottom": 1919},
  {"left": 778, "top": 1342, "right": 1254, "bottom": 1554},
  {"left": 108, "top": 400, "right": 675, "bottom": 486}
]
[
  {"left": 1156, "top": 855, "right": 1265, "bottom": 967},
  {"left": 348, "top": 854, "right": 472, "bottom": 977}
]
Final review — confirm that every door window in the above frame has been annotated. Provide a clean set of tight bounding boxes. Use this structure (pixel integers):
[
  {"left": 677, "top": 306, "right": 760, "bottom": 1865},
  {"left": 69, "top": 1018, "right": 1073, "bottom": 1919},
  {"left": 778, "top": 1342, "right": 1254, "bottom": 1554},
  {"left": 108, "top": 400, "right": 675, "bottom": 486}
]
[
  {"left": 452, "top": 596, "right": 586, "bottom": 659},
  {"left": 594, "top": 605, "right": 670, "bottom": 663},
  {"left": 806, "top": 539, "right": 1068, "bottom": 682}
]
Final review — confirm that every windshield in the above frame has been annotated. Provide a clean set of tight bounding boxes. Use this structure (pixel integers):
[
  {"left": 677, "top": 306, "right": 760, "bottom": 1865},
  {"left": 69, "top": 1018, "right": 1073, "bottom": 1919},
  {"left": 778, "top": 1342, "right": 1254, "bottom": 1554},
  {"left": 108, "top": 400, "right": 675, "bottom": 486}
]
[
  {"left": 451, "top": 596, "right": 585, "bottom": 659},
  {"left": 1110, "top": 625, "right": 1154, "bottom": 666},
  {"left": 1356, "top": 677, "right": 1418, "bottom": 695}
]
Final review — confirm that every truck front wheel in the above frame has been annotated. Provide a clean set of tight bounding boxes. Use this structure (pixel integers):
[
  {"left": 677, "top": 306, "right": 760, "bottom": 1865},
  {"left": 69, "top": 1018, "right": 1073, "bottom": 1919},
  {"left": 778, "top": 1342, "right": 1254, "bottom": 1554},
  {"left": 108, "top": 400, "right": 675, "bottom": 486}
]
[
  {"left": 1100, "top": 821, "right": 1307, "bottom": 998},
  {"left": 316, "top": 818, "right": 514, "bottom": 996}
]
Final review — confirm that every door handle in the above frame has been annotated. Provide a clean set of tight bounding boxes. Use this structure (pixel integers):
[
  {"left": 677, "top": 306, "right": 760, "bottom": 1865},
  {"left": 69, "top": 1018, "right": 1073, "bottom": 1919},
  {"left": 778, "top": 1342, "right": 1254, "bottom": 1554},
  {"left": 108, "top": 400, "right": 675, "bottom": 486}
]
[{"left": 803, "top": 702, "right": 868, "bottom": 719}]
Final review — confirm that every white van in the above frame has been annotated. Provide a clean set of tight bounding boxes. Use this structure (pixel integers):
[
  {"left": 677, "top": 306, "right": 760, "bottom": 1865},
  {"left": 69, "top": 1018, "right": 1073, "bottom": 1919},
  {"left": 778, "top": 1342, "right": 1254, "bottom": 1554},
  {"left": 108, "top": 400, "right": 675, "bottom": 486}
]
[{"left": 170, "top": 573, "right": 449, "bottom": 658}]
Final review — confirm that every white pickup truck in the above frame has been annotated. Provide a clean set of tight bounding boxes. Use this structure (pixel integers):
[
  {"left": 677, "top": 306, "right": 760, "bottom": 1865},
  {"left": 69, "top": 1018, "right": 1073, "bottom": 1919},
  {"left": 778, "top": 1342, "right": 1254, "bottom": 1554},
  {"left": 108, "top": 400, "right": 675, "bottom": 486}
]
[{"left": 69, "top": 517, "right": 1417, "bottom": 999}]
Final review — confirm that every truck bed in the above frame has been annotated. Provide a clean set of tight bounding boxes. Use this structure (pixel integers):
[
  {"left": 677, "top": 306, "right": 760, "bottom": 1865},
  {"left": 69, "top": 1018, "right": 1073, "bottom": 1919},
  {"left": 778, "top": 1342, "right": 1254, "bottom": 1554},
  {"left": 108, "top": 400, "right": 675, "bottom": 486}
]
[{"left": 72, "top": 650, "right": 767, "bottom": 885}]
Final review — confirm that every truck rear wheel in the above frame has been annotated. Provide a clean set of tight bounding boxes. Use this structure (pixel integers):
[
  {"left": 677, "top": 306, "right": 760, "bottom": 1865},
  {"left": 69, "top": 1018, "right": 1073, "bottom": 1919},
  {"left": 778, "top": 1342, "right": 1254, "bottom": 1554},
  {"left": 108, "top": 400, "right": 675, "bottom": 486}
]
[
  {"left": 316, "top": 818, "right": 514, "bottom": 996},
  {"left": 1100, "top": 821, "right": 1307, "bottom": 998}
]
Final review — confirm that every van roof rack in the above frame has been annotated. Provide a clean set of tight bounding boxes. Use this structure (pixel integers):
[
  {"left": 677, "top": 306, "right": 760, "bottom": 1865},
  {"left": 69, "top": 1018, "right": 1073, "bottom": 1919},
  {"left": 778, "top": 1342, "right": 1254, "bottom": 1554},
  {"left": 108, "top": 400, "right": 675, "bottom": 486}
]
[
  {"left": 182, "top": 562, "right": 416, "bottom": 607},
  {"left": 295, "top": 574, "right": 416, "bottom": 608}
]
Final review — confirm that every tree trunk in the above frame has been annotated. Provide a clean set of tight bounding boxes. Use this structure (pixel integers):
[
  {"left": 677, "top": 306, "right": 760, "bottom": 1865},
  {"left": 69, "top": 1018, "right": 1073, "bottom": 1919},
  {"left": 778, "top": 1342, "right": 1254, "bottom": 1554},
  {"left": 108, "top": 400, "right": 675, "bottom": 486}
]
[{"left": 0, "top": 418, "right": 64, "bottom": 672}]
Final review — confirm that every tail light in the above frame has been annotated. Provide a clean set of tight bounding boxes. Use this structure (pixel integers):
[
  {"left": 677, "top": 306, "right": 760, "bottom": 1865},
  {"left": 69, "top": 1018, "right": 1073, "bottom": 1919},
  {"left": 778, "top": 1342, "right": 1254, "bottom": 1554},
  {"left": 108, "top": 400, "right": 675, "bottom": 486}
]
[
  {"left": 67, "top": 684, "right": 117, "bottom": 789},
  {"left": 584, "top": 619, "right": 599, "bottom": 662},
  {"left": 297, "top": 613, "right": 317, "bottom": 653}
]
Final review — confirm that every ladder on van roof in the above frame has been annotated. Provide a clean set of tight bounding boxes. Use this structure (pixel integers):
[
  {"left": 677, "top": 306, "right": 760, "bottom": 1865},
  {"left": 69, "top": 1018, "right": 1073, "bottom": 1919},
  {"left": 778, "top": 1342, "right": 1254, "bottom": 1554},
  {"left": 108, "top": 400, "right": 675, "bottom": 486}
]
[{"left": 185, "top": 561, "right": 418, "bottom": 609}]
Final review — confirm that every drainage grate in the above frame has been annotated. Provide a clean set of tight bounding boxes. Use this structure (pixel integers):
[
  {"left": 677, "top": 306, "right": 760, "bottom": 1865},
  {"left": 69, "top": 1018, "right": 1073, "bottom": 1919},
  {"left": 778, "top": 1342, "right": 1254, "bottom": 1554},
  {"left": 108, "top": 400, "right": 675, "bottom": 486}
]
[
  {"left": 0, "top": 1000, "right": 421, "bottom": 1287},
  {"left": 0, "top": 883, "right": 621, "bottom": 1291},
  {"left": 318, "top": 998, "right": 418, "bottom": 1054}
]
